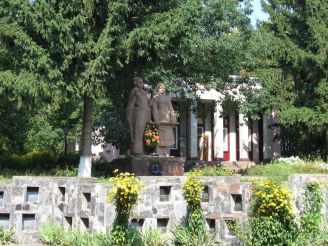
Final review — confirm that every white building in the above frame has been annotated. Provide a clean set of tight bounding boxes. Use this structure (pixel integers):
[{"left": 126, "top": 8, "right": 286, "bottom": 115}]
[
  {"left": 91, "top": 84, "right": 281, "bottom": 163},
  {"left": 167, "top": 86, "right": 281, "bottom": 162}
]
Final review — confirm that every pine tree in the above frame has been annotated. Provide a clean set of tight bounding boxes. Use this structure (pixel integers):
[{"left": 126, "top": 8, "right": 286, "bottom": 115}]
[
  {"left": 0, "top": 0, "right": 252, "bottom": 175},
  {"left": 250, "top": 0, "right": 328, "bottom": 157}
]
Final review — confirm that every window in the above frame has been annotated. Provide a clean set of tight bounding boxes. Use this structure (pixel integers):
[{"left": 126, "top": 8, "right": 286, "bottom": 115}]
[
  {"left": 26, "top": 187, "right": 39, "bottom": 202},
  {"left": 225, "top": 220, "right": 236, "bottom": 236},
  {"left": 159, "top": 187, "right": 171, "bottom": 202},
  {"left": 0, "top": 192, "right": 3, "bottom": 206},
  {"left": 81, "top": 217, "right": 89, "bottom": 230},
  {"left": 82, "top": 193, "right": 91, "bottom": 209},
  {"left": 157, "top": 218, "right": 169, "bottom": 233},
  {"left": 206, "top": 219, "right": 216, "bottom": 234},
  {"left": 231, "top": 194, "right": 242, "bottom": 212},
  {"left": 0, "top": 214, "right": 10, "bottom": 230},
  {"left": 22, "top": 214, "right": 35, "bottom": 230},
  {"left": 65, "top": 216, "right": 72, "bottom": 228},
  {"left": 130, "top": 219, "right": 144, "bottom": 229},
  {"left": 59, "top": 187, "right": 65, "bottom": 202},
  {"left": 202, "top": 186, "right": 209, "bottom": 202}
]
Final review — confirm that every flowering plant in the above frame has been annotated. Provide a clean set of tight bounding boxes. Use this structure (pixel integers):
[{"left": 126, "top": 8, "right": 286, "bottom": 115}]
[
  {"left": 107, "top": 171, "right": 143, "bottom": 245},
  {"left": 107, "top": 170, "right": 143, "bottom": 214},
  {"left": 144, "top": 121, "right": 160, "bottom": 148},
  {"left": 182, "top": 174, "right": 205, "bottom": 208},
  {"left": 252, "top": 178, "right": 294, "bottom": 221}
]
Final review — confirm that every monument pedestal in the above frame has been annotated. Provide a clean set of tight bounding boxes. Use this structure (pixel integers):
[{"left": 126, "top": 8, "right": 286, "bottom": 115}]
[
  {"left": 131, "top": 156, "right": 185, "bottom": 176},
  {"left": 108, "top": 156, "right": 185, "bottom": 176}
]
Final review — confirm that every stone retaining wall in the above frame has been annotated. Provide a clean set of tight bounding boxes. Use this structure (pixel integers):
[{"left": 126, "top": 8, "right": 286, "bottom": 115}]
[{"left": 0, "top": 175, "right": 328, "bottom": 245}]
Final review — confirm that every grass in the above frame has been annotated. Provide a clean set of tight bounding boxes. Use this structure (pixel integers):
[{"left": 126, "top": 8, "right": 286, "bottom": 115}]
[
  {"left": 0, "top": 225, "right": 15, "bottom": 245},
  {"left": 187, "top": 165, "right": 235, "bottom": 176},
  {"left": 241, "top": 161, "right": 328, "bottom": 181},
  {"left": 40, "top": 221, "right": 110, "bottom": 246},
  {"left": 40, "top": 221, "right": 168, "bottom": 246}
]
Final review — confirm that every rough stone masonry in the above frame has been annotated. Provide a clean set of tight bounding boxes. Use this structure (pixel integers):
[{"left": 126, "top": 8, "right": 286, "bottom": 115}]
[{"left": 0, "top": 174, "right": 328, "bottom": 245}]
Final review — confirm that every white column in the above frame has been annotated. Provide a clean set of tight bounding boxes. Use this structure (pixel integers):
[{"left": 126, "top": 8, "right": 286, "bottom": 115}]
[
  {"left": 263, "top": 116, "right": 273, "bottom": 160},
  {"left": 205, "top": 104, "right": 212, "bottom": 161},
  {"left": 179, "top": 105, "right": 187, "bottom": 157},
  {"left": 229, "top": 110, "right": 237, "bottom": 162},
  {"left": 213, "top": 102, "right": 224, "bottom": 160},
  {"left": 239, "top": 114, "right": 249, "bottom": 160},
  {"left": 272, "top": 110, "right": 281, "bottom": 158},
  {"left": 188, "top": 103, "right": 198, "bottom": 158},
  {"left": 252, "top": 120, "right": 260, "bottom": 162}
]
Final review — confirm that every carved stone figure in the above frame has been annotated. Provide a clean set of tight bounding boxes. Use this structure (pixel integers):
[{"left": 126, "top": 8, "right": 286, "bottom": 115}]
[
  {"left": 126, "top": 77, "right": 151, "bottom": 154},
  {"left": 151, "top": 83, "right": 177, "bottom": 156}
]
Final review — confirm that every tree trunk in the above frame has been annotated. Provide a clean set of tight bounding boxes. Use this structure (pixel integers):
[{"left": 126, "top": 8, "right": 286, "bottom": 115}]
[{"left": 78, "top": 96, "right": 94, "bottom": 177}]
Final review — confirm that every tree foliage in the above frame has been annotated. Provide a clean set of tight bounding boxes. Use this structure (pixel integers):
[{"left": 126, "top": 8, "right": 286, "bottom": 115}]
[
  {"left": 0, "top": 0, "right": 253, "bottom": 158},
  {"left": 246, "top": 0, "right": 328, "bottom": 157}
]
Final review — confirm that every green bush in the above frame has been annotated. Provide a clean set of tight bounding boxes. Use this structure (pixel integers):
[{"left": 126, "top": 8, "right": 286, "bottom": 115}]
[
  {"left": 109, "top": 225, "right": 143, "bottom": 246},
  {"left": 300, "top": 182, "right": 324, "bottom": 236},
  {"left": 107, "top": 172, "right": 144, "bottom": 245},
  {"left": 173, "top": 226, "right": 218, "bottom": 246},
  {"left": 142, "top": 228, "right": 168, "bottom": 246},
  {"left": 172, "top": 175, "right": 220, "bottom": 246},
  {"left": 0, "top": 225, "right": 15, "bottom": 245},
  {"left": 235, "top": 179, "right": 298, "bottom": 245},
  {"left": 40, "top": 221, "right": 110, "bottom": 246},
  {"left": 7, "top": 150, "right": 57, "bottom": 170},
  {"left": 236, "top": 217, "right": 298, "bottom": 246},
  {"left": 236, "top": 180, "right": 328, "bottom": 246},
  {"left": 0, "top": 150, "right": 80, "bottom": 174},
  {"left": 294, "top": 228, "right": 328, "bottom": 246}
]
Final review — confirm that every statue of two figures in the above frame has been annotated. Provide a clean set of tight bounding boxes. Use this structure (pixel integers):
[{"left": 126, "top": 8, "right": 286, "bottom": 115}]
[{"left": 126, "top": 77, "right": 177, "bottom": 156}]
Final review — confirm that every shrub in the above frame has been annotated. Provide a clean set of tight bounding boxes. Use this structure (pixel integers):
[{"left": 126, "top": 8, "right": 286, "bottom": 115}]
[
  {"left": 251, "top": 179, "right": 293, "bottom": 220},
  {"left": 173, "top": 226, "right": 218, "bottom": 246},
  {"left": 294, "top": 228, "right": 328, "bottom": 246},
  {"left": 0, "top": 150, "right": 80, "bottom": 171},
  {"left": 300, "top": 182, "right": 324, "bottom": 236},
  {"left": 236, "top": 217, "right": 297, "bottom": 246},
  {"left": 142, "top": 228, "right": 168, "bottom": 246},
  {"left": 0, "top": 225, "right": 15, "bottom": 245},
  {"left": 107, "top": 171, "right": 143, "bottom": 245},
  {"left": 40, "top": 221, "right": 110, "bottom": 246},
  {"left": 109, "top": 225, "right": 142, "bottom": 246},
  {"left": 172, "top": 174, "right": 219, "bottom": 246},
  {"left": 236, "top": 178, "right": 298, "bottom": 245}
]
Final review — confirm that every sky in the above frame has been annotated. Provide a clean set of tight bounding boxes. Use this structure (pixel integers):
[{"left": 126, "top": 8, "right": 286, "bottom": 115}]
[{"left": 250, "top": 0, "right": 270, "bottom": 26}]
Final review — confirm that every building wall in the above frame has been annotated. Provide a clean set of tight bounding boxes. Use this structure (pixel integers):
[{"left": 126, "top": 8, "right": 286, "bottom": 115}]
[
  {"left": 0, "top": 175, "right": 328, "bottom": 245},
  {"left": 176, "top": 99, "right": 280, "bottom": 162}
]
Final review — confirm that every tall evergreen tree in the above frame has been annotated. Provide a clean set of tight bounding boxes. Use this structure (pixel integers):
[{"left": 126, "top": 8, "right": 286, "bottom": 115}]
[
  {"left": 251, "top": 0, "right": 328, "bottom": 157},
  {"left": 0, "top": 0, "right": 252, "bottom": 175}
]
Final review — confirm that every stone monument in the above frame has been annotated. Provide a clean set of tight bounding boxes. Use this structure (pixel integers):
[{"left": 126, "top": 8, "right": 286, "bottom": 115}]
[
  {"left": 151, "top": 83, "right": 177, "bottom": 156},
  {"left": 117, "top": 79, "right": 184, "bottom": 176},
  {"left": 126, "top": 77, "right": 151, "bottom": 155}
]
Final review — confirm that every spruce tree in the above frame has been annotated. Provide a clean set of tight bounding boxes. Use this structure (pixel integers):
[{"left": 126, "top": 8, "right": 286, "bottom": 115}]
[{"left": 254, "top": 0, "right": 328, "bottom": 157}]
